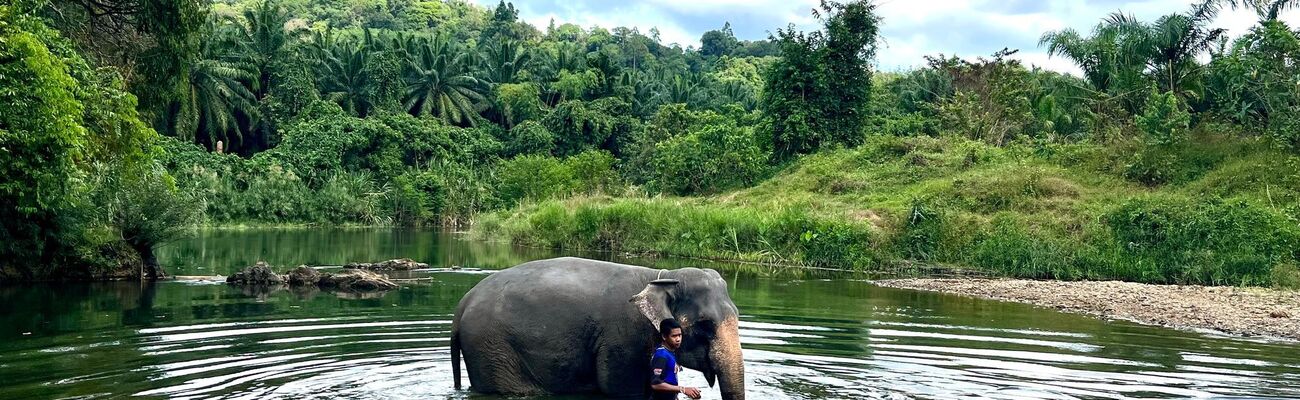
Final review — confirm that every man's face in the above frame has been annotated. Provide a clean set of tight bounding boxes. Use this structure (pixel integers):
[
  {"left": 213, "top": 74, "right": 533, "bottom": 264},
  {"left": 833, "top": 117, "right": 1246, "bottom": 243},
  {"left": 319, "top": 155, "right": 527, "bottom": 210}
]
[{"left": 663, "top": 327, "right": 683, "bottom": 351}]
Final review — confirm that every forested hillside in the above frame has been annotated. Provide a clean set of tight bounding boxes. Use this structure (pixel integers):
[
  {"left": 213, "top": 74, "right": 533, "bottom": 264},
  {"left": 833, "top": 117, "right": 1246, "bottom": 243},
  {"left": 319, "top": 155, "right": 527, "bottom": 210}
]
[{"left": 2, "top": 0, "right": 1299, "bottom": 284}]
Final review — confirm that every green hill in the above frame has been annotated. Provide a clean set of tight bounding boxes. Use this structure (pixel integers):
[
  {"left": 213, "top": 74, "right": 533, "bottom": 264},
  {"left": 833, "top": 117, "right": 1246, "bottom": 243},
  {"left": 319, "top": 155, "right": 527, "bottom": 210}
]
[{"left": 475, "top": 132, "right": 1300, "bottom": 287}]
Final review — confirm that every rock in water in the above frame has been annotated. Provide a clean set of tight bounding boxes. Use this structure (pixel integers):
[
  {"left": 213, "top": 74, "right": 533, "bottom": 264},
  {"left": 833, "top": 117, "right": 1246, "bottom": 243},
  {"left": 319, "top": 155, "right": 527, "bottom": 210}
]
[
  {"left": 318, "top": 269, "right": 399, "bottom": 292},
  {"left": 227, "top": 261, "right": 285, "bottom": 285},
  {"left": 286, "top": 266, "right": 321, "bottom": 286},
  {"left": 343, "top": 258, "right": 429, "bottom": 271}
]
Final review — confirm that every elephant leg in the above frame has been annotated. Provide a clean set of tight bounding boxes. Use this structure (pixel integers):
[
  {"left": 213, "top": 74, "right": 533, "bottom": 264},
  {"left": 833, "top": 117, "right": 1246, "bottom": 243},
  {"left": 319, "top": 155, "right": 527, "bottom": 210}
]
[
  {"left": 464, "top": 336, "right": 548, "bottom": 395},
  {"left": 596, "top": 343, "right": 651, "bottom": 399}
]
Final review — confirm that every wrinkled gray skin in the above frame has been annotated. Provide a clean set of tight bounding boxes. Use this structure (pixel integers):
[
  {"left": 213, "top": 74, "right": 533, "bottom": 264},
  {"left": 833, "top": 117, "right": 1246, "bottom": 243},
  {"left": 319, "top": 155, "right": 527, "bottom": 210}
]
[{"left": 451, "top": 257, "right": 745, "bottom": 400}]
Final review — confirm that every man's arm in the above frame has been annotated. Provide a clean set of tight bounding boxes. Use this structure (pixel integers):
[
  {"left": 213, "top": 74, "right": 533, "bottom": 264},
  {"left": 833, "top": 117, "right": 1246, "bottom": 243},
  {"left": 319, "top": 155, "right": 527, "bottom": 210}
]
[
  {"left": 652, "top": 382, "right": 701, "bottom": 399},
  {"left": 649, "top": 356, "right": 700, "bottom": 399}
]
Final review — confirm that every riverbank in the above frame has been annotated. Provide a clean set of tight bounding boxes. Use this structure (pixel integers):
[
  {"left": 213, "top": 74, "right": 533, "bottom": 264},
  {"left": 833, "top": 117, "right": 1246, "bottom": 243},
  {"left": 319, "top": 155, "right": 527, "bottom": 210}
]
[
  {"left": 473, "top": 135, "right": 1300, "bottom": 287},
  {"left": 874, "top": 278, "right": 1300, "bottom": 340}
]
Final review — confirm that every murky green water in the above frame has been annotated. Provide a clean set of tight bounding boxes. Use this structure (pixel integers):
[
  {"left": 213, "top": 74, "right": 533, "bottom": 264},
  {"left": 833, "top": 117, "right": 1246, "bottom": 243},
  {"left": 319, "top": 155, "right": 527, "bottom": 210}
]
[{"left": 2, "top": 228, "right": 1298, "bottom": 399}]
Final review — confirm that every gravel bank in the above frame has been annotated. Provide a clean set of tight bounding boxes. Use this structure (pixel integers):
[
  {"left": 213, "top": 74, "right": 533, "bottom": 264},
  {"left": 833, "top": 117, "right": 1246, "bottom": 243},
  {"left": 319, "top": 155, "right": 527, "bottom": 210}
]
[{"left": 874, "top": 279, "right": 1300, "bottom": 340}]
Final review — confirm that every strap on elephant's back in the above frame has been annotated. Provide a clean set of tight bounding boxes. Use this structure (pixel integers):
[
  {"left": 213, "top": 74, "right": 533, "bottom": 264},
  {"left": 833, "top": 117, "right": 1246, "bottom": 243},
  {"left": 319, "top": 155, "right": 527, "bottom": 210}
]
[{"left": 651, "top": 269, "right": 678, "bottom": 285}]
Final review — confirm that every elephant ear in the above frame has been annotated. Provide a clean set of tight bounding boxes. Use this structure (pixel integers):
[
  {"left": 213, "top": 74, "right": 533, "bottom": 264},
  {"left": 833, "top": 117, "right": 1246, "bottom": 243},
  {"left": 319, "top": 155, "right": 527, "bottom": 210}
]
[{"left": 629, "top": 278, "right": 678, "bottom": 330}]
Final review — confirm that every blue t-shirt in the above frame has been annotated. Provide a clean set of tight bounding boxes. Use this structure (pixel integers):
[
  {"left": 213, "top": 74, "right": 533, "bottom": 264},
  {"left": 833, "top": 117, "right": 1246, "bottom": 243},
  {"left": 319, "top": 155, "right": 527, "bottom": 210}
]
[{"left": 649, "top": 346, "right": 679, "bottom": 399}]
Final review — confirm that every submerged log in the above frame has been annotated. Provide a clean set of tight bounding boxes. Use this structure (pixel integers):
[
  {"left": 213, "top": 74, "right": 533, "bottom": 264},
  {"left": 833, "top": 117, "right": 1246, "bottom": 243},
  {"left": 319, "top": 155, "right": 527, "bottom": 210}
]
[
  {"left": 318, "top": 269, "right": 400, "bottom": 291},
  {"left": 343, "top": 258, "right": 429, "bottom": 271},
  {"left": 227, "top": 262, "right": 400, "bottom": 295}
]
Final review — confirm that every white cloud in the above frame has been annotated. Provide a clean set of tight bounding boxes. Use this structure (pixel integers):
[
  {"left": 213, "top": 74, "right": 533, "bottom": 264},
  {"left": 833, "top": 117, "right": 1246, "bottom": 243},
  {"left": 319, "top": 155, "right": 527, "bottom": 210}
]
[{"left": 648, "top": 0, "right": 817, "bottom": 16}]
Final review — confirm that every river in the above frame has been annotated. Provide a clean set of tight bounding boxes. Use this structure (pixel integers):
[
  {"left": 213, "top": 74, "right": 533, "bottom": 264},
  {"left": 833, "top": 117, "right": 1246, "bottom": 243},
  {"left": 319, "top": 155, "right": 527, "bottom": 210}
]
[{"left": 1, "top": 228, "right": 1297, "bottom": 399}]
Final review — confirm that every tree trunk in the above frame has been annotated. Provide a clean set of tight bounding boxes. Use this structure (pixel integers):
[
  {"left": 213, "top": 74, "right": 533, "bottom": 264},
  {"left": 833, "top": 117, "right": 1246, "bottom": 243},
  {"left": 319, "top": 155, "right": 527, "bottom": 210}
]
[{"left": 133, "top": 242, "right": 164, "bottom": 280}]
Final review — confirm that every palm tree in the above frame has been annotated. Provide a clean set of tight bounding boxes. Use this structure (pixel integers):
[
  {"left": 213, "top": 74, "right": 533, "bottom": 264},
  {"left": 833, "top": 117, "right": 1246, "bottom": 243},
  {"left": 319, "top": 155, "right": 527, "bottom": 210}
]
[
  {"left": 1138, "top": 1, "right": 1227, "bottom": 97},
  {"left": 229, "top": 0, "right": 307, "bottom": 97},
  {"left": 1224, "top": 0, "right": 1299, "bottom": 21},
  {"left": 1256, "top": 0, "right": 1299, "bottom": 20},
  {"left": 546, "top": 41, "right": 586, "bottom": 74},
  {"left": 482, "top": 39, "right": 532, "bottom": 84},
  {"left": 404, "top": 34, "right": 489, "bottom": 125},
  {"left": 617, "top": 70, "right": 662, "bottom": 116},
  {"left": 718, "top": 79, "right": 757, "bottom": 111},
  {"left": 529, "top": 42, "right": 586, "bottom": 99},
  {"left": 388, "top": 31, "right": 423, "bottom": 60},
  {"left": 1042, "top": 3, "right": 1224, "bottom": 102},
  {"left": 318, "top": 37, "right": 371, "bottom": 116},
  {"left": 659, "top": 73, "right": 706, "bottom": 106},
  {"left": 1040, "top": 13, "right": 1149, "bottom": 94},
  {"left": 175, "top": 31, "right": 260, "bottom": 149}
]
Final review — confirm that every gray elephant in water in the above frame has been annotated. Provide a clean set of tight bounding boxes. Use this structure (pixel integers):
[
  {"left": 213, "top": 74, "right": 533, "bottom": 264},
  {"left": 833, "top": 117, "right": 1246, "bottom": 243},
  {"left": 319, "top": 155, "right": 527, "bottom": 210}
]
[{"left": 451, "top": 257, "right": 745, "bottom": 400}]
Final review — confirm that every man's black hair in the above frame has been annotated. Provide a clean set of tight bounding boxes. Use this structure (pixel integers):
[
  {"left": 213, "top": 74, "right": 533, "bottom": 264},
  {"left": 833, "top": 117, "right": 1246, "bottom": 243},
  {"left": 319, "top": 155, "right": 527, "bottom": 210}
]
[{"left": 659, "top": 318, "right": 681, "bottom": 338}]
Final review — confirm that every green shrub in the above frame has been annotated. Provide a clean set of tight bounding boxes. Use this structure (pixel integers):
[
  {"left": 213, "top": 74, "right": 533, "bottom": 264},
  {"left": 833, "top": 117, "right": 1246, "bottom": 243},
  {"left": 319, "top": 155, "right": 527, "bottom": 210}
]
[
  {"left": 565, "top": 150, "right": 620, "bottom": 195},
  {"left": 526, "top": 201, "right": 577, "bottom": 247},
  {"left": 497, "top": 155, "right": 572, "bottom": 205},
  {"left": 504, "top": 120, "right": 555, "bottom": 157},
  {"left": 497, "top": 83, "right": 545, "bottom": 127},
  {"left": 1269, "top": 112, "right": 1300, "bottom": 152},
  {"left": 0, "top": 10, "right": 179, "bottom": 279},
  {"left": 315, "top": 172, "right": 387, "bottom": 225},
  {"left": 1123, "top": 131, "right": 1258, "bottom": 186},
  {"left": 1136, "top": 90, "right": 1190, "bottom": 145},
  {"left": 242, "top": 164, "right": 313, "bottom": 222},
  {"left": 1271, "top": 262, "right": 1300, "bottom": 289},
  {"left": 653, "top": 122, "right": 767, "bottom": 195},
  {"left": 622, "top": 104, "right": 700, "bottom": 184},
  {"left": 544, "top": 99, "right": 618, "bottom": 156},
  {"left": 948, "top": 165, "right": 1080, "bottom": 212},
  {"left": 868, "top": 111, "right": 939, "bottom": 137},
  {"left": 1, "top": 16, "right": 93, "bottom": 272},
  {"left": 795, "top": 220, "right": 879, "bottom": 268},
  {"left": 86, "top": 163, "right": 201, "bottom": 278},
  {"left": 434, "top": 163, "right": 496, "bottom": 225},
  {"left": 970, "top": 216, "right": 1083, "bottom": 280},
  {"left": 384, "top": 163, "right": 494, "bottom": 227},
  {"left": 1124, "top": 144, "right": 1185, "bottom": 186},
  {"left": 388, "top": 170, "right": 442, "bottom": 225},
  {"left": 894, "top": 200, "right": 936, "bottom": 260},
  {"left": 1105, "top": 195, "right": 1300, "bottom": 285}
]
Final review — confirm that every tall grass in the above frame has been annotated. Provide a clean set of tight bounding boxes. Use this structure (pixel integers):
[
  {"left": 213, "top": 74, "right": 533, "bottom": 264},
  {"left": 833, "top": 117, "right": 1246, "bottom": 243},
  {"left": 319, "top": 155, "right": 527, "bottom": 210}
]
[{"left": 474, "top": 197, "right": 883, "bottom": 268}]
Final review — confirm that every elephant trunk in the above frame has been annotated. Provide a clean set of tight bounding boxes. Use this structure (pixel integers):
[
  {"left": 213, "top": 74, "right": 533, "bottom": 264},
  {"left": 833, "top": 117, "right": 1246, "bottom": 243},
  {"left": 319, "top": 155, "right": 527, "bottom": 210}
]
[{"left": 708, "top": 317, "right": 745, "bottom": 400}]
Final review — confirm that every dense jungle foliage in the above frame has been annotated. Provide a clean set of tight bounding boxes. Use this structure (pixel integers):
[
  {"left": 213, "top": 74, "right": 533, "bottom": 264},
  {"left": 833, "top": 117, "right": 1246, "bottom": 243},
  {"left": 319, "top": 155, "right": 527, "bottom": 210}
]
[{"left": 2, "top": 0, "right": 1299, "bottom": 285}]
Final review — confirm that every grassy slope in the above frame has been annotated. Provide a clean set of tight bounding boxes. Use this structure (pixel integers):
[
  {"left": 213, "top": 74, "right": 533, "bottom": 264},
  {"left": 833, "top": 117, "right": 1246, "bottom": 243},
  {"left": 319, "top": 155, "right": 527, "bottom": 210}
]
[{"left": 473, "top": 133, "right": 1300, "bottom": 286}]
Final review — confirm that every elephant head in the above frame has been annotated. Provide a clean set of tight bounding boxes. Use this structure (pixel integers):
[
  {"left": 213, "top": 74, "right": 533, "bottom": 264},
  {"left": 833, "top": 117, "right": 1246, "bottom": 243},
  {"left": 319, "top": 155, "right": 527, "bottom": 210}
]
[{"left": 630, "top": 268, "right": 745, "bottom": 400}]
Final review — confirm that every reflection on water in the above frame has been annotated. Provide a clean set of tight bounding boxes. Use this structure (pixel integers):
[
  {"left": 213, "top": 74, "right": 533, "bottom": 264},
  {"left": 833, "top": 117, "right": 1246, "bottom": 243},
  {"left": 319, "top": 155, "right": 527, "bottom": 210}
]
[
  {"left": 157, "top": 228, "right": 561, "bottom": 276},
  {"left": 1, "top": 228, "right": 1298, "bottom": 399}
]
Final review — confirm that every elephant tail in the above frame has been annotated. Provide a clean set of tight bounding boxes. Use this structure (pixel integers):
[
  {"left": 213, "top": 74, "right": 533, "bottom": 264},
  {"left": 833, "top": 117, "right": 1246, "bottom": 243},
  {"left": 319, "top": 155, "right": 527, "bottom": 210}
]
[{"left": 451, "top": 328, "right": 462, "bottom": 390}]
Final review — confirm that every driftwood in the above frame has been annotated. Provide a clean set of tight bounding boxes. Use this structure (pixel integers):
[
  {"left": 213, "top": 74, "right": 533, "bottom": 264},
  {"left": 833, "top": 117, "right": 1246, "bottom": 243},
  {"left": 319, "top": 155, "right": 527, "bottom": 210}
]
[{"left": 226, "top": 261, "right": 400, "bottom": 295}]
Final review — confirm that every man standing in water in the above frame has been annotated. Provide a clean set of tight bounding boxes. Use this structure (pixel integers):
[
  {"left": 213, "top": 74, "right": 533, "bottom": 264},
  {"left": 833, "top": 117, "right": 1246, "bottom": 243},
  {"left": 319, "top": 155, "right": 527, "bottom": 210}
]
[{"left": 650, "top": 318, "right": 702, "bottom": 399}]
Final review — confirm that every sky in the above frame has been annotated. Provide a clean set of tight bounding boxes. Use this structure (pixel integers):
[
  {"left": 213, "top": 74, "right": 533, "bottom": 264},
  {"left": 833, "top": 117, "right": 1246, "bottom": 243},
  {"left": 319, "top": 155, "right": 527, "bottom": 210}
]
[{"left": 467, "top": 0, "right": 1300, "bottom": 75}]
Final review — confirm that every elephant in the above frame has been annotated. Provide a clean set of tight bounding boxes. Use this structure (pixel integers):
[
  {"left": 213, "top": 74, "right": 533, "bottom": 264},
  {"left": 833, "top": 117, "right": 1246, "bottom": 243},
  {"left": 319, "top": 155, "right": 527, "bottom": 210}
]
[{"left": 450, "top": 257, "right": 745, "bottom": 400}]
